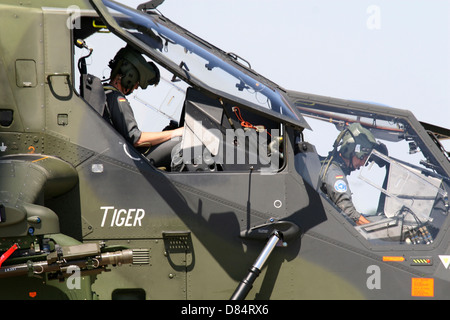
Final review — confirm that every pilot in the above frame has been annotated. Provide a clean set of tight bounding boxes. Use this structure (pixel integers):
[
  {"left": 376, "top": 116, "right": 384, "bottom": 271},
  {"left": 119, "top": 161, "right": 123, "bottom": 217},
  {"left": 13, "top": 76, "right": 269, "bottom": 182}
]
[
  {"left": 320, "top": 123, "right": 387, "bottom": 225},
  {"left": 103, "top": 46, "right": 183, "bottom": 167}
]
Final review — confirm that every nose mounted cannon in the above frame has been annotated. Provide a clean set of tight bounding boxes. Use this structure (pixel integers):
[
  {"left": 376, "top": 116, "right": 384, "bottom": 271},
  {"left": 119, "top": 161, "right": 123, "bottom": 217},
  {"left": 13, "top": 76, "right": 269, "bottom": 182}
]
[{"left": 0, "top": 241, "right": 133, "bottom": 280}]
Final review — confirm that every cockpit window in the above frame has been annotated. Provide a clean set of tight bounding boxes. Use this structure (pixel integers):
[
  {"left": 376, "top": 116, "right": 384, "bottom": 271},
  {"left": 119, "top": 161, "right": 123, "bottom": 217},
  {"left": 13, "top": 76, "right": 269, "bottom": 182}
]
[
  {"left": 296, "top": 101, "right": 450, "bottom": 246},
  {"left": 91, "top": 0, "right": 310, "bottom": 130},
  {"left": 358, "top": 150, "right": 447, "bottom": 244}
]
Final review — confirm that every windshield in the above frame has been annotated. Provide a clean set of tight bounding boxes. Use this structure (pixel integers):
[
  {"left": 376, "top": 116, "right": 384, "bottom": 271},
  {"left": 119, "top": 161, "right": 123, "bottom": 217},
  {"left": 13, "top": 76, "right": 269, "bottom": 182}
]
[{"left": 92, "top": 0, "right": 309, "bottom": 129}]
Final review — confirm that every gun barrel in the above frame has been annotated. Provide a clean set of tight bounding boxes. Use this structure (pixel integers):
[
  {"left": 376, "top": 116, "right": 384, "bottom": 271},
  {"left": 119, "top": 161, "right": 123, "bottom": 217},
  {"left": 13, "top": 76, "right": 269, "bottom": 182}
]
[{"left": 0, "top": 249, "right": 133, "bottom": 279}]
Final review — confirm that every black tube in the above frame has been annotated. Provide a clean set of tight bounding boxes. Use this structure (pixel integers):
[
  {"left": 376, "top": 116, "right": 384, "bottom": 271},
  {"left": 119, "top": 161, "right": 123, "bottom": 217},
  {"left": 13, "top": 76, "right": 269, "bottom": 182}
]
[
  {"left": 230, "top": 232, "right": 280, "bottom": 300},
  {"left": 230, "top": 266, "right": 260, "bottom": 300}
]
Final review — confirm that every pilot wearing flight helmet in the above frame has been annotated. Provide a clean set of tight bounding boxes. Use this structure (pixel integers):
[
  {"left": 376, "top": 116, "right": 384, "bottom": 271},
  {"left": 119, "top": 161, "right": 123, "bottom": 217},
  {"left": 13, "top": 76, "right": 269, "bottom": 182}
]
[
  {"left": 320, "top": 123, "right": 387, "bottom": 225},
  {"left": 103, "top": 46, "right": 183, "bottom": 166}
]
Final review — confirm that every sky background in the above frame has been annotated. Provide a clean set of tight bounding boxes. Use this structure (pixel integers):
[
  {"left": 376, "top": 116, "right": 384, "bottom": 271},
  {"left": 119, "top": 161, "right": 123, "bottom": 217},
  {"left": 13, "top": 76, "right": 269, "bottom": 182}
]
[{"left": 111, "top": 0, "right": 450, "bottom": 144}]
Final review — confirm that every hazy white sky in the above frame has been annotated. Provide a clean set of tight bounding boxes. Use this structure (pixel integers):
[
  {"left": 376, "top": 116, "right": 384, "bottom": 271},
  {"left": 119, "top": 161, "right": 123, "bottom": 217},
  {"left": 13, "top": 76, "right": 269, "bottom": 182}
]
[{"left": 115, "top": 0, "right": 450, "bottom": 130}]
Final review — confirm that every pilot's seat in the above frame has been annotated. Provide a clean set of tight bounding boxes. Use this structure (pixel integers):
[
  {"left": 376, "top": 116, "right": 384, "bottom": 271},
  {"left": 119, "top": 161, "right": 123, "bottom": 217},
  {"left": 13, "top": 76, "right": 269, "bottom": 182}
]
[
  {"left": 294, "top": 141, "right": 322, "bottom": 190},
  {"left": 80, "top": 73, "right": 106, "bottom": 116},
  {"left": 80, "top": 73, "right": 177, "bottom": 168}
]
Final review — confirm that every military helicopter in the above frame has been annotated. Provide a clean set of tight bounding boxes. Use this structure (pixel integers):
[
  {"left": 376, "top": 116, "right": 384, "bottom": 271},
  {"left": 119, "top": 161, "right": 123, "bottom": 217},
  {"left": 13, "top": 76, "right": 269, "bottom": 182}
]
[{"left": 1, "top": 0, "right": 450, "bottom": 301}]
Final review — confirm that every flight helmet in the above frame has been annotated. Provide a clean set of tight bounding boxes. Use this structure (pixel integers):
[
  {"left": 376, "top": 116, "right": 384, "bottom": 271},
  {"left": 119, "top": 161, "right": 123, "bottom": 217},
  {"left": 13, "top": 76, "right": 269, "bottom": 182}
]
[
  {"left": 109, "top": 46, "right": 160, "bottom": 91},
  {"left": 337, "top": 123, "right": 377, "bottom": 160}
]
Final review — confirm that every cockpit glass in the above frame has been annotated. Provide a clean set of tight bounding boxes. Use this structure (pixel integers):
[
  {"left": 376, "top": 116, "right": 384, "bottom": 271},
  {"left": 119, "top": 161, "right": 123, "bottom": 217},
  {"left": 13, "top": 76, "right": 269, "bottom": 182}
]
[
  {"left": 295, "top": 102, "right": 450, "bottom": 246},
  {"left": 96, "top": 0, "right": 308, "bottom": 128}
]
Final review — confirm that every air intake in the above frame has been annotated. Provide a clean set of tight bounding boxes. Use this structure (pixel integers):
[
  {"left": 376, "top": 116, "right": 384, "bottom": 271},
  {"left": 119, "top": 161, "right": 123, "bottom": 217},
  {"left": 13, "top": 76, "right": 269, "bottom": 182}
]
[{"left": 132, "top": 249, "right": 150, "bottom": 265}]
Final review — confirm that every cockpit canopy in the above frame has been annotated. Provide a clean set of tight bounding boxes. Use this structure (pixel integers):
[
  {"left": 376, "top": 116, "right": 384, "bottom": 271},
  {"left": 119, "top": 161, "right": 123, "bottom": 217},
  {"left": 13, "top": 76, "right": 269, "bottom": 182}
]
[
  {"left": 294, "top": 98, "right": 450, "bottom": 246},
  {"left": 90, "top": 0, "right": 310, "bottom": 130}
]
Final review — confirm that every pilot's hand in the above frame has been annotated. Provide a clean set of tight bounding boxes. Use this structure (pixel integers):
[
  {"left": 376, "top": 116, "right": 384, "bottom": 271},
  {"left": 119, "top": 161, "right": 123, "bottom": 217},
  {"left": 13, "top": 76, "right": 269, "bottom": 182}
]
[
  {"left": 170, "top": 126, "right": 184, "bottom": 139},
  {"left": 356, "top": 215, "right": 370, "bottom": 225}
]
